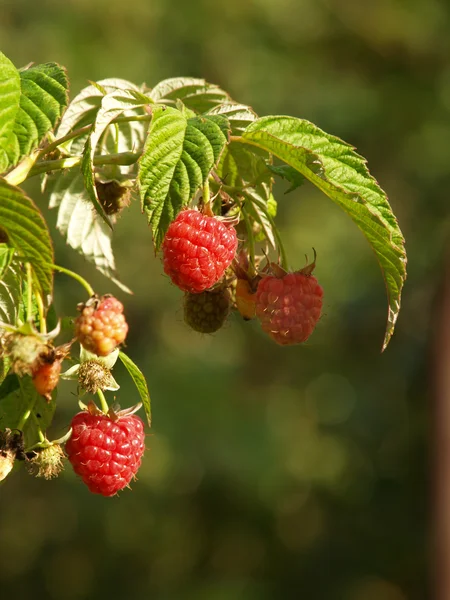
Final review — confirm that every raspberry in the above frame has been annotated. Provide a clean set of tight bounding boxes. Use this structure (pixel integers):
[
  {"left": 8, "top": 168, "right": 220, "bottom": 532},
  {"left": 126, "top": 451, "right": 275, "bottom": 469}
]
[
  {"left": 184, "top": 288, "right": 230, "bottom": 333},
  {"left": 75, "top": 295, "right": 128, "bottom": 357},
  {"left": 65, "top": 411, "right": 145, "bottom": 496},
  {"left": 32, "top": 359, "right": 61, "bottom": 400},
  {"left": 95, "top": 179, "right": 131, "bottom": 216},
  {"left": 77, "top": 360, "right": 117, "bottom": 394},
  {"left": 162, "top": 209, "right": 238, "bottom": 293},
  {"left": 255, "top": 271, "right": 323, "bottom": 346},
  {"left": 27, "top": 444, "right": 65, "bottom": 480},
  {"left": 1, "top": 332, "right": 48, "bottom": 377},
  {"left": 235, "top": 278, "right": 257, "bottom": 321}
]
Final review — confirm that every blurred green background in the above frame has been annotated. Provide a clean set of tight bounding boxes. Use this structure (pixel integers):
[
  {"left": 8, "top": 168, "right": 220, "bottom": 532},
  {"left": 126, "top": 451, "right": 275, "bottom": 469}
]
[{"left": 0, "top": 0, "right": 443, "bottom": 597}]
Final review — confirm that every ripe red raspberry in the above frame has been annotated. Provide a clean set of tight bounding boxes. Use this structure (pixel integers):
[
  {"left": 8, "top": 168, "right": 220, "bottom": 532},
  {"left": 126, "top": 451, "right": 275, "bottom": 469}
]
[
  {"left": 256, "top": 270, "right": 323, "bottom": 346},
  {"left": 162, "top": 209, "right": 238, "bottom": 293},
  {"left": 65, "top": 411, "right": 145, "bottom": 496},
  {"left": 32, "top": 359, "right": 61, "bottom": 400},
  {"left": 75, "top": 295, "right": 128, "bottom": 357}
]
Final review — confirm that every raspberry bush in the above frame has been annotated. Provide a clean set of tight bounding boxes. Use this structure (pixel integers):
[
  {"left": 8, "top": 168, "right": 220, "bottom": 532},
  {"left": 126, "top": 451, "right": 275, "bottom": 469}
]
[{"left": 0, "top": 50, "right": 407, "bottom": 494}]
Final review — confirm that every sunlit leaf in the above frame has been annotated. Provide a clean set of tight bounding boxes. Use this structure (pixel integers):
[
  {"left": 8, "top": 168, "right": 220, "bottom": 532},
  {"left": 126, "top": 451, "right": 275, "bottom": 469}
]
[
  {"left": 139, "top": 107, "right": 229, "bottom": 248},
  {"left": 0, "top": 179, "right": 54, "bottom": 301},
  {"left": 242, "top": 116, "right": 407, "bottom": 349}
]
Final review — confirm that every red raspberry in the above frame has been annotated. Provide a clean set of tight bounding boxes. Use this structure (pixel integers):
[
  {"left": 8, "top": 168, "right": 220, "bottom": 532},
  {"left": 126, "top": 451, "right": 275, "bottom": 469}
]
[
  {"left": 65, "top": 411, "right": 145, "bottom": 496},
  {"left": 75, "top": 295, "right": 128, "bottom": 357},
  {"left": 162, "top": 209, "right": 238, "bottom": 293},
  {"left": 32, "top": 359, "right": 61, "bottom": 400},
  {"left": 256, "top": 272, "right": 323, "bottom": 345}
]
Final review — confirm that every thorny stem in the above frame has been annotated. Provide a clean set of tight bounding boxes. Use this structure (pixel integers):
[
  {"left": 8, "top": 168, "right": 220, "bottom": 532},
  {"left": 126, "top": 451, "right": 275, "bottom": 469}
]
[
  {"left": 97, "top": 389, "right": 109, "bottom": 414},
  {"left": 49, "top": 264, "right": 95, "bottom": 297}
]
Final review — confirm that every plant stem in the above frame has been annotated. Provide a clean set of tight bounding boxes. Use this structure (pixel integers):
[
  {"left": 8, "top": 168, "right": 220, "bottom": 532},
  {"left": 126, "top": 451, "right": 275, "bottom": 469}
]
[
  {"left": 97, "top": 389, "right": 109, "bottom": 413},
  {"left": 17, "top": 378, "right": 38, "bottom": 432},
  {"left": 26, "top": 262, "right": 33, "bottom": 322},
  {"left": 241, "top": 205, "right": 256, "bottom": 275},
  {"left": 202, "top": 179, "right": 214, "bottom": 216},
  {"left": 49, "top": 264, "right": 95, "bottom": 297},
  {"left": 37, "top": 124, "right": 92, "bottom": 158},
  {"left": 4, "top": 150, "right": 40, "bottom": 186},
  {"left": 269, "top": 214, "right": 289, "bottom": 270},
  {"left": 35, "top": 291, "right": 47, "bottom": 334},
  {"left": 31, "top": 413, "right": 46, "bottom": 444},
  {"left": 26, "top": 151, "right": 140, "bottom": 180},
  {"left": 113, "top": 114, "right": 152, "bottom": 124},
  {"left": 37, "top": 114, "right": 151, "bottom": 159}
]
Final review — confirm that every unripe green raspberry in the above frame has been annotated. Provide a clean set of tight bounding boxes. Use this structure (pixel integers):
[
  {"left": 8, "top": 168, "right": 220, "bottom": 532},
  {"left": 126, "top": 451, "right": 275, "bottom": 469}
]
[
  {"left": 184, "top": 288, "right": 230, "bottom": 334},
  {"left": 27, "top": 444, "right": 65, "bottom": 480}
]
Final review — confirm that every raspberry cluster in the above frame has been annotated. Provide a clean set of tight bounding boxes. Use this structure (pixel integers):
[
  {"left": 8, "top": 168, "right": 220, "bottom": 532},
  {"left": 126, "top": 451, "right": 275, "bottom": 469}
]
[
  {"left": 75, "top": 295, "right": 128, "bottom": 357},
  {"left": 65, "top": 410, "right": 145, "bottom": 497}
]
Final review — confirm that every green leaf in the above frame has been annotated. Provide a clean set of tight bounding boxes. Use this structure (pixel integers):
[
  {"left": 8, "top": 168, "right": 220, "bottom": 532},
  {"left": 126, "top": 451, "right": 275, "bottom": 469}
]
[
  {"left": 90, "top": 88, "right": 150, "bottom": 153},
  {"left": 80, "top": 88, "right": 151, "bottom": 226},
  {"left": 0, "top": 257, "right": 21, "bottom": 325},
  {"left": 139, "top": 107, "right": 229, "bottom": 248},
  {"left": 215, "top": 142, "right": 276, "bottom": 248},
  {"left": 0, "top": 373, "right": 20, "bottom": 401},
  {"left": 6, "top": 63, "right": 68, "bottom": 167},
  {"left": 0, "top": 179, "right": 54, "bottom": 301},
  {"left": 150, "top": 77, "right": 231, "bottom": 113},
  {"left": 207, "top": 102, "right": 257, "bottom": 135},
  {"left": 0, "top": 244, "right": 15, "bottom": 279},
  {"left": 0, "top": 375, "right": 56, "bottom": 447},
  {"left": 46, "top": 167, "right": 131, "bottom": 293},
  {"left": 0, "top": 52, "right": 21, "bottom": 173},
  {"left": 0, "top": 359, "right": 11, "bottom": 388},
  {"left": 118, "top": 351, "right": 151, "bottom": 427},
  {"left": 242, "top": 116, "right": 407, "bottom": 350},
  {"left": 56, "top": 78, "right": 145, "bottom": 155},
  {"left": 268, "top": 164, "right": 306, "bottom": 193},
  {"left": 80, "top": 137, "right": 112, "bottom": 228}
]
